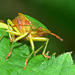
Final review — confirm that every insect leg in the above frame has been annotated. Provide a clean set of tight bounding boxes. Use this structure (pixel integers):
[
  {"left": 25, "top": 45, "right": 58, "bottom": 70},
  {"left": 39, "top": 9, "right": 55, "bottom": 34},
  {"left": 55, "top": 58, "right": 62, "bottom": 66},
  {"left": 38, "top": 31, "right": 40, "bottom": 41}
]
[
  {"left": 29, "top": 34, "right": 34, "bottom": 51},
  {"left": 6, "top": 41, "right": 14, "bottom": 60},
  {"left": 24, "top": 51, "right": 34, "bottom": 69},
  {"left": 0, "top": 30, "right": 6, "bottom": 40},
  {"left": 6, "top": 32, "right": 28, "bottom": 60},
  {"left": 0, "top": 30, "right": 21, "bottom": 41},
  {"left": 7, "top": 20, "right": 13, "bottom": 41},
  {"left": 7, "top": 19, "right": 20, "bottom": 33},
  {"left": 42, "top": 38, "right": 50, "bottom": 58},
  {"left": 34, "top": 42, "right": 45, "bottom": 55},
  {"left": 32, "top": 37, "right": 50, "bottom": 58},
  {"left": 24, "top": 34, "right": 34, "bottom": 69},
  {"left": 0, "top": 22, "right": 12, "bottom": 30}
]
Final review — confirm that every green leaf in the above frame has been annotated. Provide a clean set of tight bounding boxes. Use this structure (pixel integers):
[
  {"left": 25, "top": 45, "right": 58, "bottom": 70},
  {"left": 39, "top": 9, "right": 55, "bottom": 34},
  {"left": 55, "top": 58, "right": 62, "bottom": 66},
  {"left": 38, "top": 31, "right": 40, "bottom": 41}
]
[{"left": 0, "top": 14, "right": 75, "bottom": 75}]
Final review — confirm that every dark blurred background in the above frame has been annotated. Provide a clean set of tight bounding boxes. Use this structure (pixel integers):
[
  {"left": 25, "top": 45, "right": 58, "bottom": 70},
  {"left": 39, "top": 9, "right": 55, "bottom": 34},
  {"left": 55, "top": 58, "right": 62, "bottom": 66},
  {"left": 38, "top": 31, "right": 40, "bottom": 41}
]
[{"left": 0, "top": 0, "right": 75, "bottom": 61}]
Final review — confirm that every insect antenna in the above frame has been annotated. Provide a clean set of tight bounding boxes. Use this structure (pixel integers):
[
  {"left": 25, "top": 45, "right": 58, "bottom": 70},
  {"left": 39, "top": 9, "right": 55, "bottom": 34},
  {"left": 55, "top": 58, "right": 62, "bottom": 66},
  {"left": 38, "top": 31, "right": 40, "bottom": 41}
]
[
  {"left": 42, "top": 28, "right": 63, "bottom": 41},
  {"left": 49, "top": 30, "right": 63, "bottom": 41}
]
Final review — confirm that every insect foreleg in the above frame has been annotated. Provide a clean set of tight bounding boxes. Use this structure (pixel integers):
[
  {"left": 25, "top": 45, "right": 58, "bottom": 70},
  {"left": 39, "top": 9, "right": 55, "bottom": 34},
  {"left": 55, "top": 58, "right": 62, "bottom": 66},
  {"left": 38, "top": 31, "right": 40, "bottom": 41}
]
[
  {"left": 32, "top": 37, "right": 50, "bottom": 58},
  {"left": 7, "top": 19, "right": 20, "bottom": 33},
  {"left": 7, "top": 20, "right": 13, "bottom": 41}
]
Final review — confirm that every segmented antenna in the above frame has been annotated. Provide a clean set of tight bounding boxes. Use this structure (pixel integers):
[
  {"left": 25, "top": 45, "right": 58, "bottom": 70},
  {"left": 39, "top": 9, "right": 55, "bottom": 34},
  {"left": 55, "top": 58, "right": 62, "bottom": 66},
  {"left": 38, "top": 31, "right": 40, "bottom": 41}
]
[
  {"left": 49, "top": 31, "right": 63, "bottom": 41},
  {"left": 42, "top": 28, "right": 63, "bottom": 41}
]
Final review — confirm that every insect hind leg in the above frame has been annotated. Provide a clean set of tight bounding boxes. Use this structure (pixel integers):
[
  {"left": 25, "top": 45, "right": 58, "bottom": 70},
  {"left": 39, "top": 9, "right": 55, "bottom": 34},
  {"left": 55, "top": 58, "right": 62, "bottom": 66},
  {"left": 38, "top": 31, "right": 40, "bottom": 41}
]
[
  {"left": 32, "top": 37, "right": 50, "bottom": 58},
  {"left": 42, "top": 38, "right": 50, "bottom": 58},
  {"left": 34, "top": 42, "right": 45, "bottom": 56}
]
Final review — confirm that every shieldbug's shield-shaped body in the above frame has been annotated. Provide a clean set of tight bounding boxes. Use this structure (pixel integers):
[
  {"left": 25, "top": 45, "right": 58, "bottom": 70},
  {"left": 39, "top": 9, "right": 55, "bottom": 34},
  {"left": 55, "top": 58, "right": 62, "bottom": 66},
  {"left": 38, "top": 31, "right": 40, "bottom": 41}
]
[{"left": 0, "top": 13, "right": 63, "bottom": 69}]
